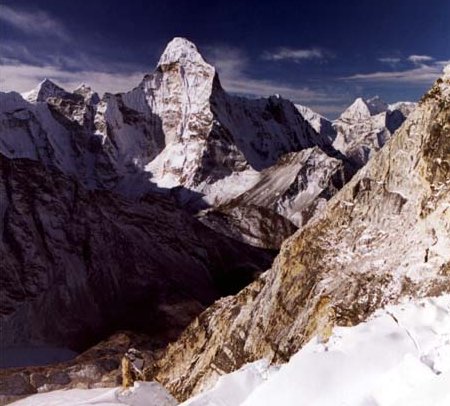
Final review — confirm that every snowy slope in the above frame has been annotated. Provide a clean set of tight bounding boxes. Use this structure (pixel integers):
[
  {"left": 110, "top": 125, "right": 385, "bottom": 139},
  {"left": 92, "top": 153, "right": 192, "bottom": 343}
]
[
  {"left": 182, "top": 295, "right": 450, "bottom": 406},
  {"left": 197, "top": 147, "right": 347, "bottom": 248},
  {"left": 10, "top": 382, "right": 177, "bottom": 406},
  {"left": 10, "top": 295, "right": 450, "bottom": 405}
]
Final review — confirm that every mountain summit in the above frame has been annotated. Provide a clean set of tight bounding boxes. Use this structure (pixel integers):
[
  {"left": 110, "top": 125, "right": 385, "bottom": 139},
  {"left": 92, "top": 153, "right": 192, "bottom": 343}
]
[
  {"left": 21, "top": 78, "right": 71, "bottom": 103},
  {"left": 339, "top": 96, "right": 388, "bottom": 122},
  {"left": 158, "top": 37, "right": 210, "bottom": 68}
]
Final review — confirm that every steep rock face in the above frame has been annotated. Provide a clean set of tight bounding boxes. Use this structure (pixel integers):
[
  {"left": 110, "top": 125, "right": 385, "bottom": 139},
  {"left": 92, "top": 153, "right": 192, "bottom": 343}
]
[
  {"left": 332, "top": 97, "right": 416, "bottom": 166},
  {"left": 226, "top": 147, "right": 347, "bottom": 227},
  {"left": 144, "top": 38, "right": 336, "bottom": 206},
  {"left": 0, "top": 155, "right": 274, "bottom": 352},
  {"left": 153, "top": 70, "right": 450, "bottom": 400},
  {"left": 0, "top": 91, "right": 118, "bottom": 191}
]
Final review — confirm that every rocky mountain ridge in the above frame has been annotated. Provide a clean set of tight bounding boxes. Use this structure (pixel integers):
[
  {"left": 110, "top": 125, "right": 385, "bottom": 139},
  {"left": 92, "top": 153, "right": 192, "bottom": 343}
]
[
  {"left": 151, "top": 68, "right": 450, "bottom": 401},
  {"left": 0, "top": 155, "right": 275, "bottom": 352}
]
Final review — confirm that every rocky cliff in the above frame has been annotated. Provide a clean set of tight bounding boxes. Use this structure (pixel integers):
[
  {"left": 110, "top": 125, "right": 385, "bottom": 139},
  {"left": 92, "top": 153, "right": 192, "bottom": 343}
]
[{"left": 152, "top": 69, "right": 450, "bottom": 401}]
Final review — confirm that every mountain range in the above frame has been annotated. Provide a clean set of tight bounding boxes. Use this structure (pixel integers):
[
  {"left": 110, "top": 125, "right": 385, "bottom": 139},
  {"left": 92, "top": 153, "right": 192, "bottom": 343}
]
[{"left": 1, "top": 37, "right": 447, "bottom": 405}]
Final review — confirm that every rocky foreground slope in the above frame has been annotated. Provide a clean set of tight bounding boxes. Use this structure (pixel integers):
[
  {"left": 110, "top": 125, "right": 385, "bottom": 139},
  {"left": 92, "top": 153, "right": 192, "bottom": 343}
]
[{"left": 152, "top": 69, "right": 450, "bottom": 400}]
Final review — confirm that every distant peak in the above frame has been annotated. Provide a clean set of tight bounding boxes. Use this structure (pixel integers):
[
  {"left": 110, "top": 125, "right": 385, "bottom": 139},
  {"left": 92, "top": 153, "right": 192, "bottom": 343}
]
[
  {"left": 339, "top": 96, "right": 388, "bottom": 121},
  {"left": 158, "top": 37, "right": 209, "bottom": 68},
  {"left": 21, "top": 79, "right": 68, "bottom": 102},
  {"left": 39, "top": 78, "right": 63, "bottom": 90},
  {"left": 74, "top": 83, "right": 90, "bottom": 91}
]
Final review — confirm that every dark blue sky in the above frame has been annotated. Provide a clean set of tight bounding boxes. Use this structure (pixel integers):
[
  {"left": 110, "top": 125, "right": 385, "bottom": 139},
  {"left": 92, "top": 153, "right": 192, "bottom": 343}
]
[{"left": 1, "top": 0, "right": 449, "bottom": 117}]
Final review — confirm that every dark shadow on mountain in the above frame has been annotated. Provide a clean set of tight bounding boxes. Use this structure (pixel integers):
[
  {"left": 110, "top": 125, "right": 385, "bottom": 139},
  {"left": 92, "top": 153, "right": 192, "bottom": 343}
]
[{"left": 0, "top": 151, "right": 276, "bottom": 359}]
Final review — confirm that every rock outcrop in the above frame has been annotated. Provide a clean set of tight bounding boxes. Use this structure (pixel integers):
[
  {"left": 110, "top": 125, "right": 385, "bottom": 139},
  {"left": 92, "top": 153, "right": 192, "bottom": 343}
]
[{"left": 152, "top": 69, "right": 450, "bottom": 401}]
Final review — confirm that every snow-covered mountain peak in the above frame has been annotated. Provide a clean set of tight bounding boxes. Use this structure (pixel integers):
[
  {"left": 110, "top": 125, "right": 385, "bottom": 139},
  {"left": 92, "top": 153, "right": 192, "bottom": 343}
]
[
  {"left": 339, "top": 96, "right": 388, "bottom": 122},
  {"left": 21, "top": 78, "right": 69, "bottom": 103},
  {"left": 295, "top": 104, "right": 328, "bottom": 131},
  {"left": 73, "top": 83, "right": 91, "bottom": 93},
  {"left": 157, "top": 37, "right": 211, "bottom": 69}
]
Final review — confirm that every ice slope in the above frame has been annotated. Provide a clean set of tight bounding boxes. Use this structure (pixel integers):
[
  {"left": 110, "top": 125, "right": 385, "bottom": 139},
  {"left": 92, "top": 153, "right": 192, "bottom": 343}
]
[
  {"left": 182, "top": 295, "right": 450, "bottom": 406},
  {"left": 181, "top": 360, "right": 278, "bottom": 406}
]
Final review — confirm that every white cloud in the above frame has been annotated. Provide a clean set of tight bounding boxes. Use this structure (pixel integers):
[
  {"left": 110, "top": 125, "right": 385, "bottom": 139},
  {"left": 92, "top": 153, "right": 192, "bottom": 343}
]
[
  {"left": 0, "top": 5, "right": 69, "bottom": 41},
  {"left": 407, "top": 54, "right": 434, "bottom": 65},
  {"left": 262, "top": 47, "right": 325, "bottom": 62},
  {"left": 0, "top": 40, "right": 345, "bottom": 118},
  {"left": 343, "top": 60, "right": 449, "bottom": 84}
]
